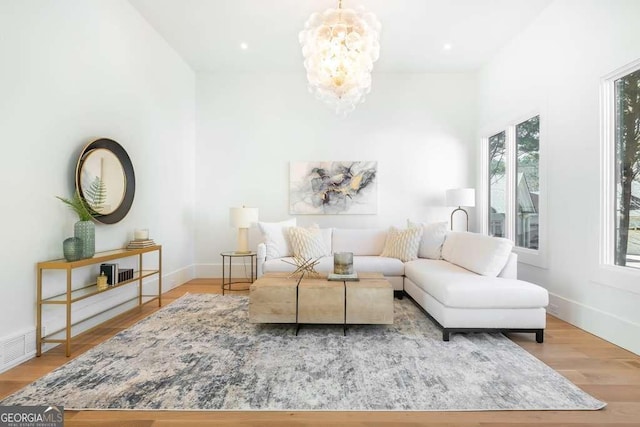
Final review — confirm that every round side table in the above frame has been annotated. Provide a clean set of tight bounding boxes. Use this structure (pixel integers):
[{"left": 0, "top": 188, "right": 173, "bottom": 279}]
[{"left": 220, "top": 251, "right": 257, "bottom": 295}]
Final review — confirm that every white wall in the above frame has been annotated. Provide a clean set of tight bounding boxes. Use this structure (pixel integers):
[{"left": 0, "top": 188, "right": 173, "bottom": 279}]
[
  {"left": 0, "top": 0, "right": 196, "bottom": 368},
  {"left": 478, "top": 0, "right": 640, "bottom": 354},
  {"left": 195, "top": 72, "right": 478, "bottom": 276}
]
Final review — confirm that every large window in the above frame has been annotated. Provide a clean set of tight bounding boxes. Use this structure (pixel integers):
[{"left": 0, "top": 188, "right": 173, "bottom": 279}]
[
  {"left": 483, "top": 115, "right": 540, "bottom": 252},
  {"left": 614, "top": 68, "right": 640, "bottom": 269}
]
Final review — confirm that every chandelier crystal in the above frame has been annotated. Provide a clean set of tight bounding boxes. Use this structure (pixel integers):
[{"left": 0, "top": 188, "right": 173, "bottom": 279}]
[{"left": 299, "top": 1, "right": 381, "bottom": 116}]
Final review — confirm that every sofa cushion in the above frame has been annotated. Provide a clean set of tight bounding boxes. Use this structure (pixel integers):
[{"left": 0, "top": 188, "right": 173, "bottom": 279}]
[
  {"left": 380, "top": 226, "right": 423, "bottom": 262},
  {"left": 332, "top": 228, "right": 387, "bottom": 255},
  {"left": 405, "top": 259, "right": 548, "bottom": 309},
  {"left": 441, "top": 231, "right": 513, "bottom": 277},
  {"left": 319, "top": 227, "right": 332, "bottom": 254},
  {"left": 353, "top": 256, "right": 405, "bottom": 276},
  {"left": 407, "top": 220, "right": 448, "bottom": 259},
  {"left": 288, "top": 225, "right": 331, "bottom": 259},
  {"left": 258, "top": 218, "right": 296, "bottom": 259},
  {"left": 263, "top": 255, "right": 404, "bottom": 276}
]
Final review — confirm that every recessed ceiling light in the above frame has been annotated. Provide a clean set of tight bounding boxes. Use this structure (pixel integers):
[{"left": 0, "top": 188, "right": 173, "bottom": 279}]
[
  {"left": 240, "top": 42, "right": 248, "bottom": 50},
  {"left": 443, "top": 43, "right": 452, "bottom": 51}
]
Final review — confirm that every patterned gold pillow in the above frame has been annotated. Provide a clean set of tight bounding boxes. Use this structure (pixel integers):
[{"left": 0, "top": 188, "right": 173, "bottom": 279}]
[{"left": 380, "top": 226, "right": 423, "bottom": 262}]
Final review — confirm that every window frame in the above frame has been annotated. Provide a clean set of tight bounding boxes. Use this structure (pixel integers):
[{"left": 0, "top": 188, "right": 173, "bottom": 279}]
[
  {"left": 480, "top": 111, "right": 546, "bottom": 268},
  {"left": 598, "top": 58, "right": 640, "bottom": 292}
]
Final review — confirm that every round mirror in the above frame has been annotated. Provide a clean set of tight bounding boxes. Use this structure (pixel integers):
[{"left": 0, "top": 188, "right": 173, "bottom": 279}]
[{"left": 76, "top": 138, "right": 135, "bottom": 224}]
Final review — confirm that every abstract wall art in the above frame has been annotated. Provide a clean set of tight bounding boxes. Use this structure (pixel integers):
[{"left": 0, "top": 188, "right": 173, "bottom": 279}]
[{"left": 289, "top": 161, "right": 378, "bottom": 214}]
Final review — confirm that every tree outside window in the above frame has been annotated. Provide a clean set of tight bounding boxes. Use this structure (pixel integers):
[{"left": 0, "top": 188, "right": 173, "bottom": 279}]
[
  {"left": 516, "top": 116, "right": 540, "bottom": 250},
  {"left": 615, "top": 69, "right": 640, "bottom": 269},
  {"left": 489, "top": 131, "right": 506, "bottom": 237}
]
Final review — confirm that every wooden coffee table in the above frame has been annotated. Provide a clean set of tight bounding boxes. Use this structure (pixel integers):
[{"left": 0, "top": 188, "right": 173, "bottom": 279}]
[
  {"left": 249, "top": 272, "right": 393, "bottom": 334},
  {"left": 248, "top": 273, "right": 298, "bottom": 323},
  {"left": 345, "top": 273, "right": 394, "bottom": 325}
]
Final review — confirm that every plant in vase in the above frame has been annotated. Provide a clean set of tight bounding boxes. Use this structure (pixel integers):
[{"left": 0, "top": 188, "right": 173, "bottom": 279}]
[{"left": 57, "top": 177, "right": 106, "bottom": 260}]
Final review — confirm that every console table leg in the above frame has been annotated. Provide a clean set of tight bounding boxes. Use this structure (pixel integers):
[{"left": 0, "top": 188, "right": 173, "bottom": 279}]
[
  {"left": 138, "top": 253, "right": 143, "bottom": 308},
  {"left": 158, "top": 246, "right": 163, "bottom": 307},
  {"left": 65, "top": 267, "right": 72, "bottom": 357},
  {"left": 36, "top": 267, "right": 43, "bottom": 357}
]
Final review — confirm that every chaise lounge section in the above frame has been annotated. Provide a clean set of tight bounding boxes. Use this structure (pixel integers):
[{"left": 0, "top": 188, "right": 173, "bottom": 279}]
[
  {"left": 404, "top": 229, "right": 549, "bottom": 342},
  {"left": 404, "top": 255, "right": 548, "bottom": 342}
]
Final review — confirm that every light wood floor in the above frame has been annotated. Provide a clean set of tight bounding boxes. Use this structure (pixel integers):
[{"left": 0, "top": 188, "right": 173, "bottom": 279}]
[{"left": 2, "top": 278, "right": 639, "bottom": 426}]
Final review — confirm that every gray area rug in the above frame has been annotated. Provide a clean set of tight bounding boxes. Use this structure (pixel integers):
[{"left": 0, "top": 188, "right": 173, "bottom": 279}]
[{"left": 2, "top": 294, "right": 605, "bottom": 411}]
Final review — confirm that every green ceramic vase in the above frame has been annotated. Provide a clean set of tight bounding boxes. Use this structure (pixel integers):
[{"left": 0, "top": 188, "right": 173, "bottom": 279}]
[
  {"left": 62, "top": 237, "right": 83, "bottom": 262},
  {"left": 74, "top": 220, "right": 95, "bottom": 259}
]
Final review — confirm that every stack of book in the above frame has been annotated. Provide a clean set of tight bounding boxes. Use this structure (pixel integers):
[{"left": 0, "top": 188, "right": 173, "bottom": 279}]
[
  {"left": 99, "top": 263, "right": 118, "bottom": 286},
  {"left": 99, "top": 264, "right": 135, "bottom": 286},
  {"left": 327, "top": 272, "right": 359, "bottom": 282},
  {"left": 126, "top": 239, "right": 156, "bottom": 250},
  {"left": 118, "top": 268, "right": 134, "bottom": 282}
]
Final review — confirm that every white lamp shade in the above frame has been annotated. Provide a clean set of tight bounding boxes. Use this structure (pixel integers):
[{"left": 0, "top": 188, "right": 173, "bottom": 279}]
[
  {"left": 446, "top": 188, "right": 475, "bottom": 207},
  {"left": 229, "top": 207, "right": 259, "bottom": 228}
]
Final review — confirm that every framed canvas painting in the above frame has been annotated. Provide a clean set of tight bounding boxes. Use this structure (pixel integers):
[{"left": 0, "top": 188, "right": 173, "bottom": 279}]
[{"left": 289, "top": 161, "right": 378, "bottom": 214}]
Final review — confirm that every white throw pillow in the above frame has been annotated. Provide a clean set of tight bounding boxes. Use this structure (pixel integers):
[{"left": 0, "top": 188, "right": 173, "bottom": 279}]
[
  {"left": 407, "top": 220, "right": 448, "bottom": 259},
  {"left": 257, "top": 218, "right": 296, "bottom": 259},
  {"left": 288, "top": 225, "right": 331, "bottom": 259},
  {"left": 441, "top": 231, "right": 513, "bottom": 277},
  {"left": 380, "top": 226, "right": 423, "bottom": 262}
]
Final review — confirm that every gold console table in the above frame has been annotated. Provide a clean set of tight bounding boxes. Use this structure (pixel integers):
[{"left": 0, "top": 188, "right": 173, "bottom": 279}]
[{"left": 36, "top": 245, "right": 162, "bottom": 357}]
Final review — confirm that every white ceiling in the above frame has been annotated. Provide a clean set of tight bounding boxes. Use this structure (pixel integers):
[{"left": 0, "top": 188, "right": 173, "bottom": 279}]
[{"left": 129, "top": 0, "right": 552, "bottom": 73}]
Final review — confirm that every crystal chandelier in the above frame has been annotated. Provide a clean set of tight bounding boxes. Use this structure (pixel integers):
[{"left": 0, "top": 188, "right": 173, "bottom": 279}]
[{"left": 299, "top": 0, "right": 381, "bottom": 116}]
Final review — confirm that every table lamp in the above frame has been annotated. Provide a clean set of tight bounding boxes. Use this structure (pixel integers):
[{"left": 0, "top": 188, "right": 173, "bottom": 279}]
[
  {"left": 445, "top": 188, "right": 475, "bottom": 231},
  {"left": 229, "top": 206, "right": 259, "bottom": 253}
]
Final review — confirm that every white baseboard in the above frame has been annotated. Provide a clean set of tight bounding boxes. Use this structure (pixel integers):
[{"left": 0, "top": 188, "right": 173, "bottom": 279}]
[
  {"left": 0, "top": 265, "right": 196, "bottom": 374},
  {"left": 549, "top": 292, "right": 640, "bottom": 355},
  {"left": 195, "top": 263, "right": 257, "bottom": 280},
  {"left": 163, "top": 264, "right": 196, "bottom": 291}
]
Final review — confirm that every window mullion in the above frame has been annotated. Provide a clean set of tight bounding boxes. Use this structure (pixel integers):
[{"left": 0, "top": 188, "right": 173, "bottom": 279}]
[
  {"left": 600, "top": 78, "right": 615, "bottom": 265},
  {"left": 480, "top": 137, "right": 489, "bottom": 235},
  {"left": 505, "top": 126, "right": 517, "bottom": 243}
]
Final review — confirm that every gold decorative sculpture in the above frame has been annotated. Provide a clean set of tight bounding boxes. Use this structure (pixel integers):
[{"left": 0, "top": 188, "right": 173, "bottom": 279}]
[{"left": 282, "top": 256, "right": 321, "bottom": 280}]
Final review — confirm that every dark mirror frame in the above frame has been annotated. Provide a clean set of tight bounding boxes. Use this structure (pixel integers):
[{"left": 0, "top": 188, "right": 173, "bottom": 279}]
[{"left": 75, "top": 138, "right": 135, "bottom": 224}]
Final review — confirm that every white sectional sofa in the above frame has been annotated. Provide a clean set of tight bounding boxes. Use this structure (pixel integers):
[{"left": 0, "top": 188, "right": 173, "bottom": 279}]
[{"left": 255, "top": 221, "right": 549, "bottom": 342}]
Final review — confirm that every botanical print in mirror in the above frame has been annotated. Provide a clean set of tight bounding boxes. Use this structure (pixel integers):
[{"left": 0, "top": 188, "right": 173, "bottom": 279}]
[
  {"left": 79, "top": 148, "right": 125, "bottom": 215},
  {"left": 289, "top": 161, "right": 377, "bottom": 214}
]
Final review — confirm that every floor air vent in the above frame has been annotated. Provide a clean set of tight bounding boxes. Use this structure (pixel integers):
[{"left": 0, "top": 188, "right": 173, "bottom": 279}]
[
  {"left": 1, "top": 329, "right": 36, "bottom": 373},
  {"left": 3, "top": 335, "right": 26, "bottom": 365}
]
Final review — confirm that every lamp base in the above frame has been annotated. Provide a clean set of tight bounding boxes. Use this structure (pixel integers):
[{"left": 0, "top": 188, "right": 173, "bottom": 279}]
[
  {"left": 450, "top": 207, "right": 469, "bottom": 231},
  {"left": 236, "top": 227, "right": 251, "bottom": 253}
]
